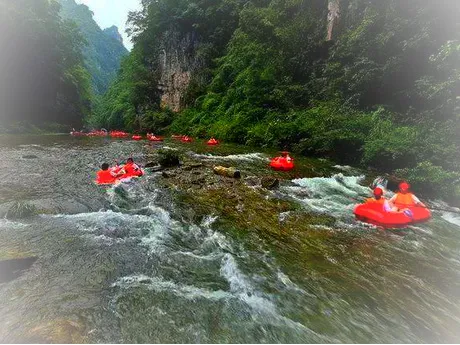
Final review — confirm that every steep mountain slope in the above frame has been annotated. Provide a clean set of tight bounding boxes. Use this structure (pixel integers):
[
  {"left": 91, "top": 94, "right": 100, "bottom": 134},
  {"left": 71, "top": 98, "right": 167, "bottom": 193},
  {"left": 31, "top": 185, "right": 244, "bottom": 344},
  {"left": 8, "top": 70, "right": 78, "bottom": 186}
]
[
  {"left": 0, "top": 0, "right": 91, "bottom": 131},
  {"left": 58, "top": 0, "right": 128, "bottom": 94}
]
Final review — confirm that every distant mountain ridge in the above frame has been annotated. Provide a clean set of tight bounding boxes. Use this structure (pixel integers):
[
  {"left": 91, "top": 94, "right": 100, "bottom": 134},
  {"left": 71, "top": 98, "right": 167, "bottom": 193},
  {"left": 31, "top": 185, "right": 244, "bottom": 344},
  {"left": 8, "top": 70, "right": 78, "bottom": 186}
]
[
  {"left": 103, "top": 25, "right": 124, "bottom": 44},
  {"left": 58, "top": 0, "right": 128, "bottom": 94}
]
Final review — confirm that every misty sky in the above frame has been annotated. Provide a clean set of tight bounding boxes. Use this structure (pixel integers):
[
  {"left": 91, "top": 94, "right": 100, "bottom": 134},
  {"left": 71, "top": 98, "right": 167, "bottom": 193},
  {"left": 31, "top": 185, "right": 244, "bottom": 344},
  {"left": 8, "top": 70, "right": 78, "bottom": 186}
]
[{"left": 75, "top": 0, "right": 142, "bottom": 50}]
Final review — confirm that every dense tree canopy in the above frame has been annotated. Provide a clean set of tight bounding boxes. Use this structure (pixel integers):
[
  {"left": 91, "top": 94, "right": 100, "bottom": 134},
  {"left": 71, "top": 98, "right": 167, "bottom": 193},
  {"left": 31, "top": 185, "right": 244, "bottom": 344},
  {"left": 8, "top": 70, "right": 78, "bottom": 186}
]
[
  {"left": 0, "top": 0, "right": 91, "bottom": 131},
  {"left": 91, "top": 0, "right": 460, "bottom": 201}
]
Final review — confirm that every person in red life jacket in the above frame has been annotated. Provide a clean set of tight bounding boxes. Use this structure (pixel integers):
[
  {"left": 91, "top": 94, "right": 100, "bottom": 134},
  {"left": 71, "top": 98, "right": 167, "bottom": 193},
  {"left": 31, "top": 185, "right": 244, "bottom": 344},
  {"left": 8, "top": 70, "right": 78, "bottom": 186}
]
[
  {"left": 281, "top": 151, "right": 293, "bottom": 163},
  {"left": 118, "top": 158, "right": 143, "bottom": 177},
  {"left": 365, "top": 187, "right": 393, "bottom": 212},
  {"left": 389, "top": 182, "right": 426, "bottom": 211},
  {"left": 96, "top": 163, "right": 118, "bottom": 184}
]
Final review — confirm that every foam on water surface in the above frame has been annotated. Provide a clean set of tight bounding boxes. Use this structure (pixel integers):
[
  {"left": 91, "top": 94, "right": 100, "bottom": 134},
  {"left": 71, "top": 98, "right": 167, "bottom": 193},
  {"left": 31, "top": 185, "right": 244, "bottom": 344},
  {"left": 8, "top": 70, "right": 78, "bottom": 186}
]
[
  {"left": 441, "top": 212, "right": 460, "bottom": 228},
  {"left": 284, "top": 174, "right": 368, "bottom": 220},
  {"left": 190, "top": 152, "right": 269, "bottom": 162}
]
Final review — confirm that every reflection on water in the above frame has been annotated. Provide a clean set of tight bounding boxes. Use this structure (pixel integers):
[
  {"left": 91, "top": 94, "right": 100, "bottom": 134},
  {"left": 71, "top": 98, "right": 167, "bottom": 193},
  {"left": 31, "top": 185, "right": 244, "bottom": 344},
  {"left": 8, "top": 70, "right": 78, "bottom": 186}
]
[{"left": 0, "top": 135, "right": 459, "bottom": 343}]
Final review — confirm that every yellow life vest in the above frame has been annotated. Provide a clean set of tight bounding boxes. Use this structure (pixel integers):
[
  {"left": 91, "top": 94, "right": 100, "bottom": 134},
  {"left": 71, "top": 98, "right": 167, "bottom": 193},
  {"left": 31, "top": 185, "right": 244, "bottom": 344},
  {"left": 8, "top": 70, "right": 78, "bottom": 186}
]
[
  {"left": 366, "top": 197, "right": 385, "bottom": 205},
  {"left": 394, "top": 192, "right": 415, "bottom": 207}
]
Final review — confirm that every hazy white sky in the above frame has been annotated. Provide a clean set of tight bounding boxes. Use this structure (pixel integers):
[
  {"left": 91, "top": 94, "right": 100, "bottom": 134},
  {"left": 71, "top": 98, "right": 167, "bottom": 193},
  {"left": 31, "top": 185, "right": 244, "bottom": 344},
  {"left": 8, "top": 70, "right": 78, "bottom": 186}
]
[{"left": 75, "top": 0, "right": 142, "bottom": 50}]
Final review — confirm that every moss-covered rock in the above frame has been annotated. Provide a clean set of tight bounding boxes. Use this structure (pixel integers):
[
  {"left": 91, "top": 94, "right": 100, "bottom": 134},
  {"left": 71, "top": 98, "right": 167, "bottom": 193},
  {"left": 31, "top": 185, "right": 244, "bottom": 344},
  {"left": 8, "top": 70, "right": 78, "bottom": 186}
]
[
  {"left": 5, "top": 202, "right": 37, "bottom": 219},
  {"left": 158, "top": 148, "right": 181, "bottom": 167}
]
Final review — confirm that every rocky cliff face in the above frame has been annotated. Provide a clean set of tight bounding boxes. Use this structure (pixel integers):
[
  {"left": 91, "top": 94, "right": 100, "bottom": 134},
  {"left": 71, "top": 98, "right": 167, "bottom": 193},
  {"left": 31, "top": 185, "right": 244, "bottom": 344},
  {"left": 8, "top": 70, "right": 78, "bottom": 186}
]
[
  {"left": 327, "top": 0, "right": 341, "bottom": 41},
  {"left": 103, "top": 26, "right": 123, "bottom": 44},
  {"left": 157, "top": 30, "right": 203, "bottom": 112}
]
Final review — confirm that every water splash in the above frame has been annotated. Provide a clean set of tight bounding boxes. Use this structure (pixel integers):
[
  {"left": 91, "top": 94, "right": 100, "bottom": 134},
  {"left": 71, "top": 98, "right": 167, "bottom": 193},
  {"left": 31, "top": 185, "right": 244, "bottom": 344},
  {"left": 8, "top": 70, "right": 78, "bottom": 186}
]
[
  {"left": 441, "top": 212, "right": 460, "bottom": 228},
  {"left": 284, "top": 174, "right": 368, "bottom": 219},
  {"left": 189, "top": 152, "right": 269, "bottom": 162}
]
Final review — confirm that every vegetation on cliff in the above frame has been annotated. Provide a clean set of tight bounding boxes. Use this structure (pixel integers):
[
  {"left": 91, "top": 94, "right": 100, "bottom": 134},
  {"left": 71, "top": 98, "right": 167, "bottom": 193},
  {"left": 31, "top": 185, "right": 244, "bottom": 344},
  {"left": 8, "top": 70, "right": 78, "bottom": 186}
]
[
  {"left": 90, "top": 0, "right": 460, "bottom": 202},
  {"left": 0, "top": 0, "right": 92, "bottom": 131},
  {"left": 58, "top": 0, "right": 129, "bottom": 95}
]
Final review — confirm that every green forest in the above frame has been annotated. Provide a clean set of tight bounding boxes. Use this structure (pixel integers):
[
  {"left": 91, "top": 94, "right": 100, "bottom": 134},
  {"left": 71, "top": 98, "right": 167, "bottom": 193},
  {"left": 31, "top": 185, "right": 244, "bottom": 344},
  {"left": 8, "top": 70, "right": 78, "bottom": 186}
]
[
  {"left": 0, "top": 0, "right": 92, "bottom": 131},
  {"left": 0, "top": 0, "right": 126, "bottom": 132},
  {"left": 91, "top": 0, "right": 460, "bottom": 203},
  {"left": 0, "top": 0, "right": 459, "bottom": 203},
  {"left": 58, "top": 0, "right": 128, "bottom": 95}
]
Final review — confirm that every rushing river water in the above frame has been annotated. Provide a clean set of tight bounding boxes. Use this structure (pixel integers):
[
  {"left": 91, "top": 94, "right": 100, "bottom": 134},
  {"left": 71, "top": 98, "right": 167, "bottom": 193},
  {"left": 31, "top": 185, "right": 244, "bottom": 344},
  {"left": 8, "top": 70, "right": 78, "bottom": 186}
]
[{"left": 0, "top": 135, "right": 460, "bottom": 343}]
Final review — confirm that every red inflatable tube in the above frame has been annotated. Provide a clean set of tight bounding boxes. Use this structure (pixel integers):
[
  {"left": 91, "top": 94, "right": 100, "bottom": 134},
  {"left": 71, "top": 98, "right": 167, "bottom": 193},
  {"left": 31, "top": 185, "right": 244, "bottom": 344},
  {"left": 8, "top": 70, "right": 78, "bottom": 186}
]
[
  {"left": 87, "top": 131, "right": 108, "bottom": 137},
  {"left": 132, "top": 135, "right": 142, "bottom": 140},
  {"left": 269, "top": 157, "right": 294, "bottom": 171},
  {"left": 354, "top": 203, "right": 431, "bottom": 228},
  {"left": 207, "top": 138, "right": 219, "bottom": 145},
  {"left": 95, "top": 169, "right": 145, "bottom": 185},
  {"left": 110, "top": 131, "right": 129, "bottom": 138}
]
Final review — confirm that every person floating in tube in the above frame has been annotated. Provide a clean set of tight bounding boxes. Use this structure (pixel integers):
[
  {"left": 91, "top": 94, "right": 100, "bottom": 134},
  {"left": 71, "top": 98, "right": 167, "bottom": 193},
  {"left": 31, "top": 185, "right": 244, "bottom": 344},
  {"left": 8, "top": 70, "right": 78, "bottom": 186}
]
[
  {"left": 365, "top": 187, "right": 393, "bottom": 212},
  {"left": 96, "top": 163, "right": 118, "bottom": 184},
  {"left": 388, "top": 181, "right": 426, "bottom": 218},
  {"left": 113, "top": 158, "right": 144, "bottom": 178}
]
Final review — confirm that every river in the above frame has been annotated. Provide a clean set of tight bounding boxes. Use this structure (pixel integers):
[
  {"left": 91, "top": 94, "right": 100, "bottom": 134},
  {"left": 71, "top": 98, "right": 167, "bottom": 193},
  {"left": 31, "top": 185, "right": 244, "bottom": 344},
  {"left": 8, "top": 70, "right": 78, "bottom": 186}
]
[{"left": 0, "top": 135, "right": 459, "bottom": 343}]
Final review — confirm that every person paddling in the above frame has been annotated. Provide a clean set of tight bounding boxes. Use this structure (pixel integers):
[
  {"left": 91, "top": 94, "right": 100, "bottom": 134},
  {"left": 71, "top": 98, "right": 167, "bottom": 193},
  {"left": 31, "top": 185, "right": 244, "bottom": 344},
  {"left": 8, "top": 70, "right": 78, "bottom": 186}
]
[
  {"left": 96, "top": 163, "right": 118, "bottom": 184},
  {"left": 389, "top": 182, "right": 426, "bottom": 211}
]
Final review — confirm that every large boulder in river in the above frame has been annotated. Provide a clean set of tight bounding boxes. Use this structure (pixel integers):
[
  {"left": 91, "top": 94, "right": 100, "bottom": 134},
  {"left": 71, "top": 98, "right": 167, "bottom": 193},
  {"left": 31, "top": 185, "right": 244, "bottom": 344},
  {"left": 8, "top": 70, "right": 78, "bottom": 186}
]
[{"left": 158, "top": 149, "right": 180, "bottom": 167}]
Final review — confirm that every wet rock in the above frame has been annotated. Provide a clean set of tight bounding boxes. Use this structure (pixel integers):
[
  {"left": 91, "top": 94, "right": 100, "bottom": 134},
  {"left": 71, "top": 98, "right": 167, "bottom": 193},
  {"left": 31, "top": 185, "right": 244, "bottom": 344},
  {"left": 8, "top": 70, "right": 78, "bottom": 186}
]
[
  {"left": 162, "top": 171, "right": 175, "bottom": 178},
  {"left": 158, "top": 149, "right": 180, "bottom": 167},
  {"left": 145, "top": 161, "right": 159, "bottom": 168},
  {"left": 192, "top": 177, "right": 206, "bottom": 185},
  {"left": 22, "top": 154, "right": 38, "bottom": 159},
  {"left": 0, "top": 257, "right": 37, "bottom": 283},
  {"left": 149, "top": 165, "right": 164, "bottom": 172},
  {"left": 261, "top": 177, "right": 279, "bottom": 189},
  {"left": 244, "top": 176, "right": 259, "bottom": 187},
  {"left": 5, "top": 202, "right": 37, "bottom": 219}
]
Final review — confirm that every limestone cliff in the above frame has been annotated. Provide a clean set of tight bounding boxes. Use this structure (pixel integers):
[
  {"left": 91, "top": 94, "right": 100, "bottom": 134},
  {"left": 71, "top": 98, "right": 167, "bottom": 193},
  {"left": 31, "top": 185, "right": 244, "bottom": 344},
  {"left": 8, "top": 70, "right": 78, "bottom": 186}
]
[
  {"left": 327, "top": 0, "right": 341, "bottom": 41},
  {"left": 157, "top": 30, "right": 203, "bottom": 112}
]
